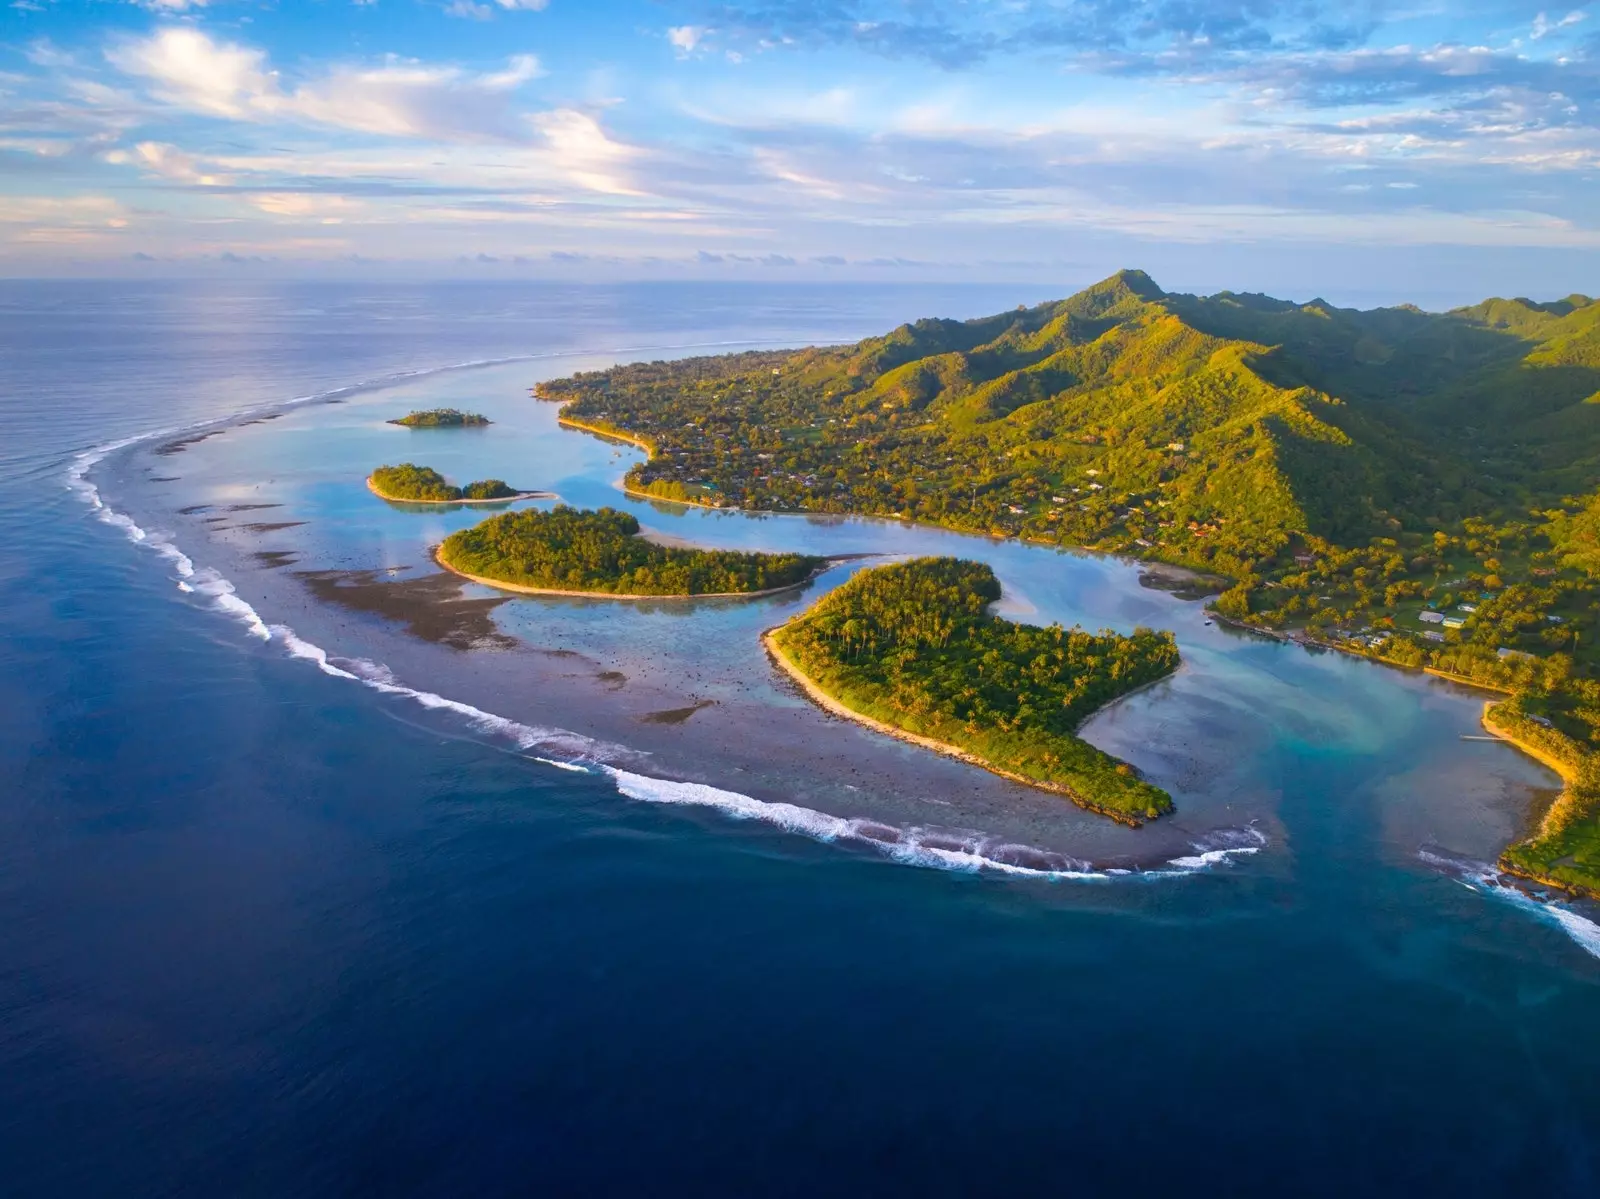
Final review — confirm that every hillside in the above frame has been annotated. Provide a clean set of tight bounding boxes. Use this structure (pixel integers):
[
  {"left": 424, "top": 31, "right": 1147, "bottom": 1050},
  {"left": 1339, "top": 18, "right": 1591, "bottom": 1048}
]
[
  {"left": 541, "top": 271, "right": 1600, "bottom": 887},
  {"left": 543, "top": 271, "right": 1598, "bottom": 573}
]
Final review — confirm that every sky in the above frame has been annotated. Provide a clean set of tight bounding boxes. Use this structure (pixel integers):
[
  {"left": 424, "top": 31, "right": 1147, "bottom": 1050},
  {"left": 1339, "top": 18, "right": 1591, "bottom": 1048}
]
[{"left": 1, "top": 0, "right": 1597, "bottom": 302}]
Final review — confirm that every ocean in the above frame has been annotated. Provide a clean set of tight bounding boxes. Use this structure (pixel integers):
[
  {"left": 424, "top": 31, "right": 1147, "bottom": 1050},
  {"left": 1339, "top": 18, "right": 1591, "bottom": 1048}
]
[{"left": 2, "top": 279, "right": 1598, "bottom": 1195}]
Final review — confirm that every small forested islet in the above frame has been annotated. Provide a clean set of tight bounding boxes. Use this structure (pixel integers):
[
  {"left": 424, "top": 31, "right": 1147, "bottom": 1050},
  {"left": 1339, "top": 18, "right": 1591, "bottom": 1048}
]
[
  {"left": 767, "top": 557, "right": 1179, "bottom": 823},
  {"left": 439, "top": 505, "right": 825, "bottom": 597},
  {"left": 369, "top": 463, "right": 517, "bottom": 502}
]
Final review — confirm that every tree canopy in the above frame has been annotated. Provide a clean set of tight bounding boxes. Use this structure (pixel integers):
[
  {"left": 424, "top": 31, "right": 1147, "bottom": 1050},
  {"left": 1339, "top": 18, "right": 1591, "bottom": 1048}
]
[
  {"left": 389, "top": 408, "right": 491, "bottom": 427},
  {"left": 771, "top": 557, "right": 1179, "bottom": 822},
  {"left": 370, "top": 463, "right": 515, "bottom": 502},
  {"left": 439, "top": 505, "right": 823, "bottom": 596}
]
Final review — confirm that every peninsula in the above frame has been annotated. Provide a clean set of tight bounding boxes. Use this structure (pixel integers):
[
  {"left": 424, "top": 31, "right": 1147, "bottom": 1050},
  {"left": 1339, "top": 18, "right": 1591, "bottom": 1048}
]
[
  {"left": 437, "top": 505, "right": 826, "bottom": 598},
  {"left": 389, "top": 408, "right": 491, "bottom": 427},
  {"left": 542, "top": 270, "right": 1600, "bottom": 880},
  {"left": 368, "top": 463, "right": 542, "bottom": 504},
  {"left": 766, "top": 557, "right": 1178, "bottom": 824}
]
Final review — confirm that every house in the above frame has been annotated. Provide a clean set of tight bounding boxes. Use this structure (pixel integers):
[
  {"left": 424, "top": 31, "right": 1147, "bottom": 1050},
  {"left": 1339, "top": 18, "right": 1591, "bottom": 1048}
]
[
  {"left": 1084, "top": 468, "right": 1101, "bottom": 477},
  {"left": 1457, "top": 603, "right": 1477, "bottom": 613},
  {"left": 1167, "top": 441, "right": 1186, "bottom": 452},
  {"left": 1547, "top": 615, "right": 1564, "bottom": 623},
  {"left": 1423, "top": 631, "right": 1445, "bottom": 642},
  {"left": 1497, "top": 648, "right": 1532, "bottom": 661},
  {"left": 1293, "top": 553, "right": 1316, "bottom": 566},
  {"left": 1418, "top": 610, "right": 1445, "bottom": 624},
  {"left": 1442, "top": 617, "right": 1466, "bottom": 629}
]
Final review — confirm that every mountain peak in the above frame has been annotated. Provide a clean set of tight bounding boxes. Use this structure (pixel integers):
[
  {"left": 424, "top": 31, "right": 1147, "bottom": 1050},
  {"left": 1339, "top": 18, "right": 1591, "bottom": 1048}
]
[{"left": 1090, "top": 269, "right": 1165, "bottom": 301}]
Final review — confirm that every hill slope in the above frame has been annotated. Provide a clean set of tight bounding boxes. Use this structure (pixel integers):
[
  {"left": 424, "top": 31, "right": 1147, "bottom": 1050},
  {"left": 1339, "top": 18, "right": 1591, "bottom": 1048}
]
[{"left": 541, "top": 271, "right": 1600, "bottom": 890}]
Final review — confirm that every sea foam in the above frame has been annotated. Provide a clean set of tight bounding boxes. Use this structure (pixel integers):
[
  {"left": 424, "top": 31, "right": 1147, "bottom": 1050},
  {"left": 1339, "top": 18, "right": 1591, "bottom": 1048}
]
[
  {"left": 1418, "top": 849, "right": 1600, "bottom": 961},
  {"left": 66, "top": 367, "right": 1270, "bottom": 884}
]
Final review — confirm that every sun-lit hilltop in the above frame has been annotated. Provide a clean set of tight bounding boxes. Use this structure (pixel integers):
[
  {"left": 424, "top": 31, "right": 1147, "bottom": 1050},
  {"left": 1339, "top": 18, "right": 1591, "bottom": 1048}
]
[{"left": 543, "top": 270, "right": 1600, "bottom": 893}]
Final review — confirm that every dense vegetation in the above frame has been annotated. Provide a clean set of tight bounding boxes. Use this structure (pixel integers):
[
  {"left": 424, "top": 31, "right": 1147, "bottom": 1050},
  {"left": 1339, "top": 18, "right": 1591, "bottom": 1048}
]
[
  {"left": 770, "top": 557, "right": 1178, "bottom": 822},
  {"left": 543, "top": 270, "right": 1600, "bottom": 881},
  {"left": 1487, "top": 698, "right": 1600, "bottom": 896},
  {"left": 389, "top": 408, "right": 491, "bottom": 427},
  {"left": 369, "top": 463, "right": 516, "bottom": 502},
  {"left": 439, "top": 505, "right": 824, "bottom": 596}
]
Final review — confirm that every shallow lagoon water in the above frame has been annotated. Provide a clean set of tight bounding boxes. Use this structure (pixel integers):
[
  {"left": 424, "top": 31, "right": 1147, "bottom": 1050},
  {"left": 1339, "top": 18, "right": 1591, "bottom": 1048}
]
[
  {"left": 101, "top": 358, "right": 1557, "bottom": 874},
  {"left": 5, "top": 280, "right": 1600, "bottom": 1195}
]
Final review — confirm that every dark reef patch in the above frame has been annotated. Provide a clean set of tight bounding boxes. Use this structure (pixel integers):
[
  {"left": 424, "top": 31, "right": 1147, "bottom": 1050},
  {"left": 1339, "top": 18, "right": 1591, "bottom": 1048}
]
[
  {"left": 294, "top": 568, "right": 516, "bottom": 651},
  {"left": 638, "top": 699, "right": 718, "bottom": 725}
]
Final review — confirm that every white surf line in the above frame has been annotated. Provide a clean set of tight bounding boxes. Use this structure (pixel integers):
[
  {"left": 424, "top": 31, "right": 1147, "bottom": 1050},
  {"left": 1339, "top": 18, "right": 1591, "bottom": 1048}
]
[
  {"left": 1418, "top": 849, "right": 1600, "bottom": 961},
  {"left": 66, "top": 378, "right": 1270, "bottom": 882}
]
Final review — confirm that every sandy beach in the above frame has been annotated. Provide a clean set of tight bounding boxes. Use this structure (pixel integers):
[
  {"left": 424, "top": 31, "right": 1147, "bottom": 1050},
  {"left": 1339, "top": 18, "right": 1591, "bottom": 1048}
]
[
  {"left": 366, "top": 477, "right": 554, "bottom": 505},
  {"left": 433, "top": 544, "right": 832, "bottom": 602},
  {"left": 760, "top": 628, "right": 1144, "bottom": 825}
]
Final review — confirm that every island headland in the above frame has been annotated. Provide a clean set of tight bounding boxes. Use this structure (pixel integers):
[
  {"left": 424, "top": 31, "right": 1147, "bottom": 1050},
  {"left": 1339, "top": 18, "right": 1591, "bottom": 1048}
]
[
  {"left": 389, "top": 408, "right": 491, "bottom": 427},
  {"left": 765, "top": 557, "right": 1178, "bottom": 825},
  {"left": 436, "top": 504, "right": 827, "bottom": 599},
  {"left": 367, "top": 463, "right": 547, "bottom": 505},
  {"left": 541, "top": 270, "right": 1600, "bottom": 876}
]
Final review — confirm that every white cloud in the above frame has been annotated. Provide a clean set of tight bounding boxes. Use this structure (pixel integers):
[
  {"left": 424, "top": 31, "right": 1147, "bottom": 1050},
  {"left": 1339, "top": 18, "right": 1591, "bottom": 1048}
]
[
  {"left": 136, "top": 0, "right": 213, "bottom": 10},
  {"left": 25, "top": 39, "right": 75, "bottom": 68},
  {"left": 1531, "top": 10, "right": 1586, "bottom": 39},
  {"left": 668, "top": 26, "right": 709, "bottom": 55},
  {"left": 529, "top": 109, "right": 641, "bottom": 194},
  {"left": 0, "top": 195, "right": 129, "bottom": 227},
  {"left": 116, "top": 140, "right": 230, "bottom": 184},
  {"left": 447, "top": 0, "right": 547, "bottom": 16},
  {"left": 106, "top": 28, "right": 546, "bottom": 141},
  {"left": 106, "top": 28, "right": 275, "bottom": 119},
  {"left": 249, "top": 193, "right": 366, "bottom": 222}
]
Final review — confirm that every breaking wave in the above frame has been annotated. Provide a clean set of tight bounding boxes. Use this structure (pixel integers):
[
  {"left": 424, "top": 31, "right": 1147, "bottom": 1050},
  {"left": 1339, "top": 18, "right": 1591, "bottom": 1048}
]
[
  {"left": 1419, "top": 848, "right": 1600, "bottom": 960},
  {"left": 65, "top": 369, "right": 1270, "bottom": 884}
]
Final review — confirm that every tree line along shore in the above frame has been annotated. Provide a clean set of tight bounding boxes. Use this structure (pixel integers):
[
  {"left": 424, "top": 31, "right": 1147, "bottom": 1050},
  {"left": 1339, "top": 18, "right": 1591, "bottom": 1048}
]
[
  {"left": 766, "top": 557, "right": 1179, "bottom": 825},
  {"left": 538, "top": 269, "right": 1600, "bottom": 894},
  {"left": 368, "top": 463, "right": 532, "bottom": 504},
  {"left": 420, "top": 494, "right": 1176, "bottom": 824},
  {"left": 388, "top": 408, "right": 491, "bottom": 427}
]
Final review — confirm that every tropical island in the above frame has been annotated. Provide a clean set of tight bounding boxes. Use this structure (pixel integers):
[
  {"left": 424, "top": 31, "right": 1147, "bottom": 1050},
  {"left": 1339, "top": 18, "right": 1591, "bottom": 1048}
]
[
  {"left": 541, "top": 270, "right": 1600, "bottom": 889},
  {"left": 437, "top": 504, "right": 826, "bottom": 598},
  {"left": 766, "top": 557, "right": 1179, "bottom": 824},
  {"left": 368, "top": 462, "right": 539, "bottom": 504},
  {"left": 389, "top": 408, "right": 491, "bottom": 427}
]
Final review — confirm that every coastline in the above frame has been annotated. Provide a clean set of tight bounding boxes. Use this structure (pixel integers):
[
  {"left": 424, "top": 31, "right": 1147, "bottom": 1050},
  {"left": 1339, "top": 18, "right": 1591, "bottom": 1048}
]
[
  {"left": 761, "top": 628, "right": 1146, "bottom": 827},
  {"left": 367, "top": 477, "right": 553, "bottom": 505},
  {"left": 433, "top": 543, "right": 833, "bottom": 602},
  {"left": 556, "top": 416, "right": 656, "bottom": 456},
  {"left": 1480, "top": 702, "right": 1600, "bottom": 901}
]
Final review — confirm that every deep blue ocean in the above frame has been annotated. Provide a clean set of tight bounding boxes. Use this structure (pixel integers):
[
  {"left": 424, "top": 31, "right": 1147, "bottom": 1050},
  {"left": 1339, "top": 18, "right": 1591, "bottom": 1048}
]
[{"left": 3, "top": 279, "right": 1599, "bottom": 1196}]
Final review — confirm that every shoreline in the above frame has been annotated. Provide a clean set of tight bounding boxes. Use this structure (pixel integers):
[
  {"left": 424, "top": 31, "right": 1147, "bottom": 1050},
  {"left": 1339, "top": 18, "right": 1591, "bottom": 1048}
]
[
  {"left": 1479, "top": 702, "right": 1600, "bottom": 901},
  {"left": 556, "top": 416, "right": 656, "bottom": 456},
  {"left": 433, "top": 543, "right": 836, "bottom": 602},
  {"left": 367, "top": 477, "right": 553, "bottom": 506},
  {"left": 761, "top": 628, "right": 1146, "bottom": 827}
]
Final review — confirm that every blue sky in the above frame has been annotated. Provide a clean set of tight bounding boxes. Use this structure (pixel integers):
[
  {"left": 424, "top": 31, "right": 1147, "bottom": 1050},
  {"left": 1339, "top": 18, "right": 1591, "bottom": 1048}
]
[{"left": 1, "top": 0, "right": 1596, "bottom": 301}]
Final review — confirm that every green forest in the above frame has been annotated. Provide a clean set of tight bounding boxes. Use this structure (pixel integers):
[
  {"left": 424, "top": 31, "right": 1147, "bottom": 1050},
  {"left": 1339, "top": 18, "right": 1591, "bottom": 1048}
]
[
  {"left": 439, "top": 505, "right": 824, "bottom": 596},
  {"left": 543, "top": 271, "right": 1600, "bottom": 885},
  {"left": 389, "top": 408, "right": 491, "bottom": 427},
  {"left": 770, "top": 557, "right": 1179, "bottom": 823},
  {"left": 369, "top": 463, "right": 516, "bottom": 502}
]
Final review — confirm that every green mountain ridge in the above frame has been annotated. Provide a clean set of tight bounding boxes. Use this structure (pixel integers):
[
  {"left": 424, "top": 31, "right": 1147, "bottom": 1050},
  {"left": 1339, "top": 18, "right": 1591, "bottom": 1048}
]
[
  {"left": 541, "top": 270, "right": 1600, "bottom": 893},
  {"left": 546, "top": 270, "right": 1596, "bottom": 572}
]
